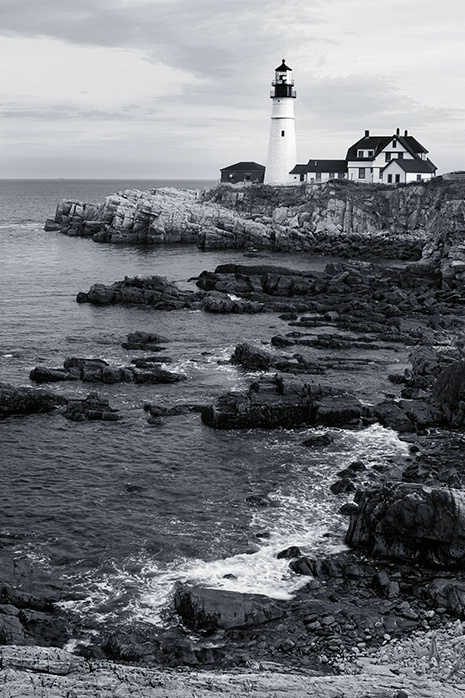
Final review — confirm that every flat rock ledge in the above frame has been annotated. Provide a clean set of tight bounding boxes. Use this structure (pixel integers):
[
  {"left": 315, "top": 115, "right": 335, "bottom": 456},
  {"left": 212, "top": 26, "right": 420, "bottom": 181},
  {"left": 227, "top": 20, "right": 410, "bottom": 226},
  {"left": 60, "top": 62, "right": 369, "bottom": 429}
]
[{"left": 1, "top": 645, "right": 463, "bottom": 698}]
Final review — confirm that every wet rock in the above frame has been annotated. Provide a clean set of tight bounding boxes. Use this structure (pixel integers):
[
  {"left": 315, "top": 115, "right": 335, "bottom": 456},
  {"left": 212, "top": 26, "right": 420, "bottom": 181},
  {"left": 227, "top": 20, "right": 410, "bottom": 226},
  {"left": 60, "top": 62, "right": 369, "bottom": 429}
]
[
  {"left": 316, "top": 395, "right": 363, "bottom": 427},
  {"left": 201, "top": 291, "right": 264, "bottom": 313},
  {"left": 431, "top": 359, "right": 465, "bottom": 426},
  {"left": 346, "top": 482, "right": 465, "bottom": 568},
  {"left": 173, "top": 584, "right": 285, "bottom": 631},
  {"left": 122, "top": 331, "right": 169, "bottom": 350},
  {"left": 231, "top": 343, "right": 274, "bottom": 370},
  {"left": 372, "top": 400, "right": 415, "bottom": 432},
  {"left": 63, "top": 392, "right": 120, "bottom": 422},
  {"left": 373, "top": 570, "right": 400, "bottom": 599},
  {"left": 301, "top": 433, "right": 334, "bottom": 448},
  {"left": 339, "top": 502, "right": 359, "bottom": 516},
  {"left": 143, "top": 402, "right": 204, "bottom": 418},
  {"left": 276, "top": 546, "right": 302, "bottom": 559},
  {"left": 28, "top": 366, "right": 69, "bottom": 383},
  {"left": 201, "top": 374, "right": 323, "bottom": 430},
  {"left": 427, "top": 578, "right": 465, "bottom": 616},
  {"left": 245, "top": 494, "right": 272, "bottom": 507},
  {"left": 330, "top": 477, "right": 357, "bottom": 495},
  {"left": 77, "top": 275, "right": 199, "bottom": 309},
  {"left": 0, "top": 382, "right": 66, "bottom": 417},
  {"left": 30, "top": 357, "right": 186, "bottom": 385}
]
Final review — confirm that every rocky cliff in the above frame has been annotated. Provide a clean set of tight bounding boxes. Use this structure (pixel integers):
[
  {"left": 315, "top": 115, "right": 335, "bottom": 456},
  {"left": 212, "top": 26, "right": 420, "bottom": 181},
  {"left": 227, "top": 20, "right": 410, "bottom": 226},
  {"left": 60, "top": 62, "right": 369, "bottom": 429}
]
[{"left": 45, "top": 179, "right": 465, "bottom": 274}]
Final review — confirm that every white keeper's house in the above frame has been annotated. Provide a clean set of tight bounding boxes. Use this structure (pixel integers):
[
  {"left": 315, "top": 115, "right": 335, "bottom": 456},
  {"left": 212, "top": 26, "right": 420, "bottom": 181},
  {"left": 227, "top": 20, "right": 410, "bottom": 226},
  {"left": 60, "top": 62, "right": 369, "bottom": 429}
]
[{"left": 290, "top": 128, "right": 437, "bottom": 185}]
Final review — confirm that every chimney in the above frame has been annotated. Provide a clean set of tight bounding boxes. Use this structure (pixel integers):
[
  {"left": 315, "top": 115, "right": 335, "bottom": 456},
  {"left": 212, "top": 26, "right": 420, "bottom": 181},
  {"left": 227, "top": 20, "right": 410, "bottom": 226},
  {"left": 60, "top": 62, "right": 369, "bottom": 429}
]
[
  {"left": 396, "top": 128, "right": 400, "bottom": 136},
  {"left": 364, "top": 129, "right": 370, "bottom": 137},
  {"left": 404, "top": 129, "right": 408, "bottom": 137}
]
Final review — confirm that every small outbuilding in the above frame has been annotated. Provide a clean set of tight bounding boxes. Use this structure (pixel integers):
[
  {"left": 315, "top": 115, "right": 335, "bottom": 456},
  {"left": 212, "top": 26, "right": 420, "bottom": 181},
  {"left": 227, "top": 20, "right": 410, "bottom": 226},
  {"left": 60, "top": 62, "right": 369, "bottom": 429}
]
[{"left": 220, "top": 161, "right": 265, "bottom": 184}]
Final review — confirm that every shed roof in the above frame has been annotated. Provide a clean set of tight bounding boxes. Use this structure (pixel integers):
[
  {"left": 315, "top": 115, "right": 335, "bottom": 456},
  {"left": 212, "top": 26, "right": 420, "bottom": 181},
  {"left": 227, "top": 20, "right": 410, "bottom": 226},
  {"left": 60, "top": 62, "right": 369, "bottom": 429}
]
[{"left": 220, "top": 161, "right": 265, "bottom": 172}]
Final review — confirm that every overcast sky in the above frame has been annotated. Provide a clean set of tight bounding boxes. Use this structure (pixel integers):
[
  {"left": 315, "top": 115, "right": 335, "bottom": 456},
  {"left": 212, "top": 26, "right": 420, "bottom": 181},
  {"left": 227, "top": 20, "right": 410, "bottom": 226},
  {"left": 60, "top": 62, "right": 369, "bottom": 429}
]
[{"left": 1, "top": 0, "right": 464, "bottom": 179}]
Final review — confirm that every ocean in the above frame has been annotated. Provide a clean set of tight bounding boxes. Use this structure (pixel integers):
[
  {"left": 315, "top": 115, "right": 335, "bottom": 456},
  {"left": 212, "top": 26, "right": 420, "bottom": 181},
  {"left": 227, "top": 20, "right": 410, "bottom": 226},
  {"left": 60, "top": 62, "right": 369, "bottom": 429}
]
[{"left": 0, "top": 179, "right": 410, "bottom": 634}]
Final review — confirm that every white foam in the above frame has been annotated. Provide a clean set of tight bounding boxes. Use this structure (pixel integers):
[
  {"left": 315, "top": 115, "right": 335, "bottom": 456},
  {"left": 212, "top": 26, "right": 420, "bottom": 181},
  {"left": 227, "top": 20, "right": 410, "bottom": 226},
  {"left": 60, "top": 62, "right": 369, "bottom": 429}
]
[{"left": 61, "top": 424, "right": 410, "bottom": 627}]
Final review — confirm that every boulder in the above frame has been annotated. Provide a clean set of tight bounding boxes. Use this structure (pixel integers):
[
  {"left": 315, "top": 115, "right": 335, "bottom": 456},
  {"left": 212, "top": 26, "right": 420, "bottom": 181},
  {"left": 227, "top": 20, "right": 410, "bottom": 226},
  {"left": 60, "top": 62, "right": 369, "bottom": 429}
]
[
  {"left": 346, "top": 482, "right": 465, "bottom": 568},
  {"left": 28, "top": 366, "right": 69, "bottom": 383},
  {"left": 316, "top": 394, "right": 363, "bottom": 427},
  {"left": 173, "top": 584, "right": 285, "bottom": 631},
  {"left": 427, "top": 578, "right": 465, "bottom": 617},
  {"left": 63, "top": 393, "right": 120, "bottom": 422},
  {"left": 122, "top": 331, "right": 169, "bottom": 350},
  {"left": 431, "top": 359, "right": 465, "bottom": 426}
]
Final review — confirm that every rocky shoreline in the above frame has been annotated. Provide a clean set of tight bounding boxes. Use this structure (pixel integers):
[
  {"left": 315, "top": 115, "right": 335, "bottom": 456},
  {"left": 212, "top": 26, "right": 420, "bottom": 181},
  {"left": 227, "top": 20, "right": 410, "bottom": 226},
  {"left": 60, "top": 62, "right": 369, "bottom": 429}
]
[{"left": 1, "top": 181, "right": 465, "bottom": 696}]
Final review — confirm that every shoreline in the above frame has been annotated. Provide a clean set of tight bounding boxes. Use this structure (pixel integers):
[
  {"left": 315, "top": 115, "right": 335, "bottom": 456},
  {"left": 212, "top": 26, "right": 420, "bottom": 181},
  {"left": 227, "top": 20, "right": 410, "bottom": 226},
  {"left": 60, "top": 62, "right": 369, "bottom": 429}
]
[{"left": 1, "top": 180, "right": 465, "bottom": 695}]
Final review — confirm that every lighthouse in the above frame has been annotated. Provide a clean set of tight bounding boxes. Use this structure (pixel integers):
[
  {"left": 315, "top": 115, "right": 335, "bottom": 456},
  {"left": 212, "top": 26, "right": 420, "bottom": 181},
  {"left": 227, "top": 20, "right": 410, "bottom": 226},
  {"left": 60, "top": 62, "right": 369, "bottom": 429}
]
[{"left": 264, "top": 59, "right": 297, "bottom": 185}]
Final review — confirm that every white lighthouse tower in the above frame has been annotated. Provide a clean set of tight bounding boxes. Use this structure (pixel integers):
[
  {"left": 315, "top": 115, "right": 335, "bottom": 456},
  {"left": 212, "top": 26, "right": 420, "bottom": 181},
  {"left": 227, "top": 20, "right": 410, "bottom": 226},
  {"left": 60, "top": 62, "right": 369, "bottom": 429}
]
[{"left": 264, "top": 59, "right": 297, "bottom": 185}]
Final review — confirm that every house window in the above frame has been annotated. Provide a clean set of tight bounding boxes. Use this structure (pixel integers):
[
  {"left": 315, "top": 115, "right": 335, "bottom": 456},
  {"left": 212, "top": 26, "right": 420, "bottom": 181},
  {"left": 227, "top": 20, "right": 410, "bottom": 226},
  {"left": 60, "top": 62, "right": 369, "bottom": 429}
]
[
  {"left": 357, "top": 150, "right": 364, "bottom": 158},
  {"left": 392, "top": 140, "right": 397, "bottom": 148},
  {"left": 329, "top": 172, "right": 335, "bottom": 179},
  {"left": 416, "top": 175, "right": 422, "bottom": 182},
  {"left": 385, "top": 153, "right": 391, "bottom": 162},
  {"left": 338, "top": 172, "right": 345, "bottom": 179},
  {"left": 395, "top": 174, "right": 401, "bottom": 183},
  {"left": 379, "top": 170, "right": 383, "bottom": 179},
  {"left": 398, "top": 152, "right": 404, "bottom": 159},
  {"left": 316, "top": 172, "right": 322, "bottom": 181},
  {"left": 300, "top": 174, "right": 305, "bottom": 182},
  {"left": 281, "top": 130, "right": 285, "bottom": 137},
  {"left": 367, "top": 150, "right": 374, "bottom": 156},
  {"left": 388, "top": 174, "right": 393, "bottom": 183},
  {"left": 359, "top": 168, "right": 366, "bottom": 179}
]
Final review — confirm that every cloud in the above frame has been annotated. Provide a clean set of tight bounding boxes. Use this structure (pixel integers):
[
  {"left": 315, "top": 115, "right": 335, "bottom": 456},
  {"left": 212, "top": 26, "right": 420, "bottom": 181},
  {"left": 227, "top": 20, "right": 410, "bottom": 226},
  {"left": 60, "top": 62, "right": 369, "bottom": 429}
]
[{"left": 0, "top": 0, "right": 463, "bottom": 176}]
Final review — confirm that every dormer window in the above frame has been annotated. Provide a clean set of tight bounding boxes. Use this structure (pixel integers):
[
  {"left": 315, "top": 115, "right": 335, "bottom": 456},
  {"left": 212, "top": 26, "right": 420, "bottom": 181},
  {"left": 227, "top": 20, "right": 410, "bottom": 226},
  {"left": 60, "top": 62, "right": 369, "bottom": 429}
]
[
  {"left": 367, "top": 150, "right": 374, "bottom": 157},
  {"left": 357, "top": 150, "right": 364, "bottom": 158}
]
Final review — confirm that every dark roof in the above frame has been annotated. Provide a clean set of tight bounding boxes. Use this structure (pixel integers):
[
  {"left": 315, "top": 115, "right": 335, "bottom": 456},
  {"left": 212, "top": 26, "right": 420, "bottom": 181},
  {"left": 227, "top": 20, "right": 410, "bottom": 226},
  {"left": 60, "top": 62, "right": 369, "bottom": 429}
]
[
  {"left": 346, "top": 133, "right": 429, "bottom": 161},
  {"left": 290, "top": 160, "right": 347, "bottom": 175},
  {"left": 306, "top": 159, "right": 347, "bottom": 173},
  {"left": 289, "top": 164, "right": 308, "bottom": 175},
  {"left": 346, "top": 136, "right": 391, "bottom": 160},
  {"left": 383, "top": 158, "right": 437, "bottom": 173},
  {"left": 275, "top": 59, "right": 292, "bottom": 71},
  {"left": 220, "top": 161, "right": 265, "bottom": 172},
  {"left": 397, "top": 135, "right": 428, "bottom": 155}
]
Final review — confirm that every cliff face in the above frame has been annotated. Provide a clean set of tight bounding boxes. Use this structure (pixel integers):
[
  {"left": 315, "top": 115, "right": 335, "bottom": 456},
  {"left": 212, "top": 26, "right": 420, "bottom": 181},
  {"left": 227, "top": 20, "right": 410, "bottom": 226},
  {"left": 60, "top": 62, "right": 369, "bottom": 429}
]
[{"left": 46, "top": 179, "right": 465, "bottom": 278}]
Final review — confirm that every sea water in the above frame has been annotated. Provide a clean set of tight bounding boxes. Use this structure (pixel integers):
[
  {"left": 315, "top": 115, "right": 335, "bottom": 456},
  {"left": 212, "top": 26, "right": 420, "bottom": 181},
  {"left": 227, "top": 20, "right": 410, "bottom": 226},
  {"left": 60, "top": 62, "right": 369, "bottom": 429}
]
[{"left": 0, "top": 179, "right": 410, "bottom": 630}]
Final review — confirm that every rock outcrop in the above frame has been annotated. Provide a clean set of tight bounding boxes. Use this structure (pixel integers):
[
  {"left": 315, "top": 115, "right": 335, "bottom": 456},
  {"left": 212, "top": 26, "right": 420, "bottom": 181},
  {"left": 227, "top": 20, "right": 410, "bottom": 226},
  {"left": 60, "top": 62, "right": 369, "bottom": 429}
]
[
  {"left": 3, "top": 645, "right": 464, "bottom": 698},
  {"left": 346, "top": 483, "right": 465, "bottom": 569},
  {"left": 0, "top": 382, "right": 66, "bottom": 416},
  {"left": 63, "top": 392, "right": 120, "bottom": 422},
  {"left": 30, "top": 357, "right": 186, "bottom": 385},
  {"left": 201, "top": 373, "right": 362, "bottom": 430},
  {"left": 46, "top": 179, "right": 465, "bottom": 269},
  {"left": 76, "top": 275, "right": 201, "bottom": 309}
]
